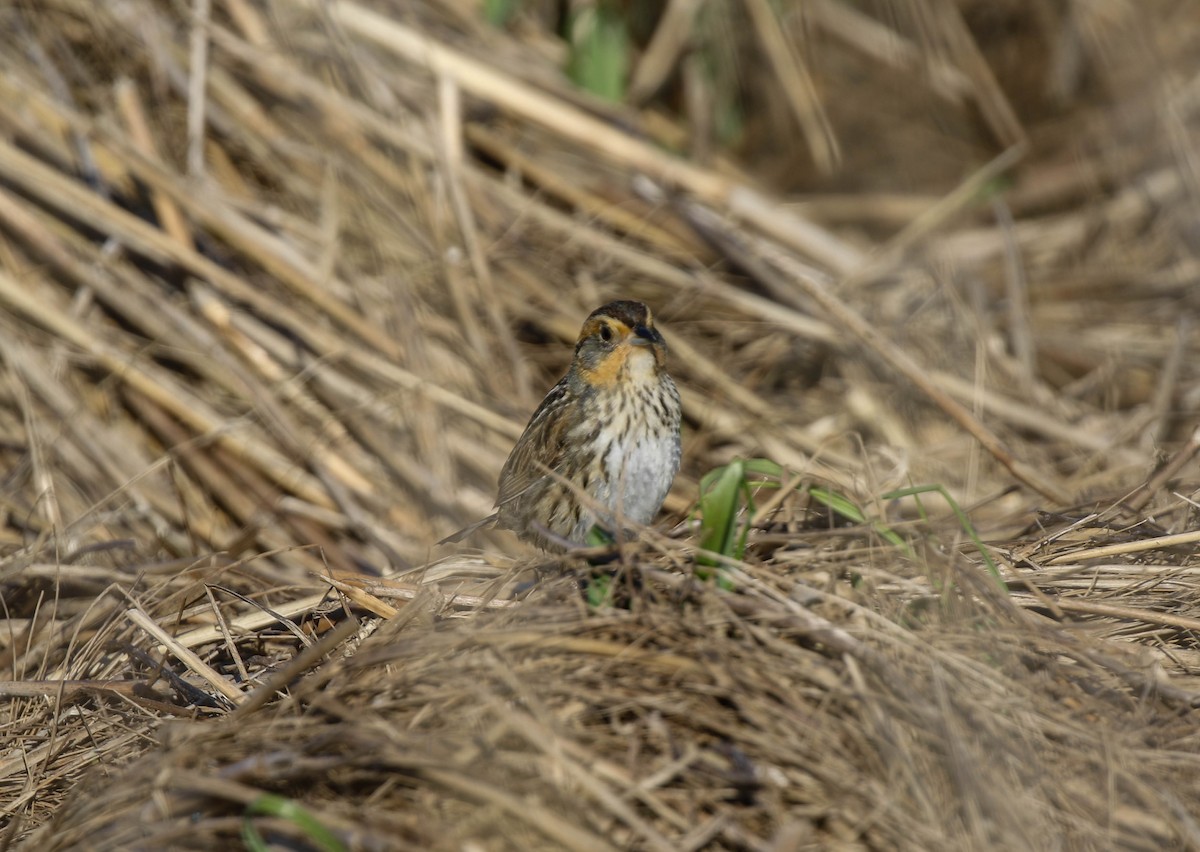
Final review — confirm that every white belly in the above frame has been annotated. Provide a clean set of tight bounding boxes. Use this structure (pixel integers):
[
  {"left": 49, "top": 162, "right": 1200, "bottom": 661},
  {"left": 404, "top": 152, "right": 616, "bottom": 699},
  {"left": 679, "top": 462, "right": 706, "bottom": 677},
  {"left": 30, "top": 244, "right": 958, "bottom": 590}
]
[{"left": 569, "top": 423, "right": 680, "bottom": 541}]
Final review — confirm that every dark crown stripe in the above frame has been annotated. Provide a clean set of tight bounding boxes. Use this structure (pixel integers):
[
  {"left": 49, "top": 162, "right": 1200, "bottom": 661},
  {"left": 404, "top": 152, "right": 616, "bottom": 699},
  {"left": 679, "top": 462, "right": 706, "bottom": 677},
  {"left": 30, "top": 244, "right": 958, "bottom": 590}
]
[{"left": 586, "top": 300, "right": 651, "bottom": 329}]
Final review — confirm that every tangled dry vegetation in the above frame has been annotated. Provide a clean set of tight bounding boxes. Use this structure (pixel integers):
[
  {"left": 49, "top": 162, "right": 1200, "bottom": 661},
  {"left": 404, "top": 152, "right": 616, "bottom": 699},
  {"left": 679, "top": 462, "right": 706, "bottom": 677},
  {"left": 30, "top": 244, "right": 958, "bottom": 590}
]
[{"left": 3, "top": 0, "right": 1200, "bottom": 849}]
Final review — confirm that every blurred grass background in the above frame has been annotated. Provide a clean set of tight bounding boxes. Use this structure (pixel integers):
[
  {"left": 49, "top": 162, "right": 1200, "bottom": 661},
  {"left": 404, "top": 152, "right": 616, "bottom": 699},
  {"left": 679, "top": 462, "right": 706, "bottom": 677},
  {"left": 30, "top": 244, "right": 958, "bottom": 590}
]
[{"left": 2, "top": 1, "right": 1200, "bottom": 848}]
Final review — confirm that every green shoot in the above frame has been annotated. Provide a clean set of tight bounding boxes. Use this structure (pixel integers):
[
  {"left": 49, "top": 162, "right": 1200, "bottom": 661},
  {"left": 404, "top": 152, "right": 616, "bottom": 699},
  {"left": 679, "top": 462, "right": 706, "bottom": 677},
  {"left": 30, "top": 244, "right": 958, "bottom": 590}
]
[
  {"left": 881, "top": 484, "right": 1001, "bottom": 583},
  {"left": 585, "top": 573, "right": 614, "bottom": 608},
  {"left": 566, "top": 4, "right": 630, "bottom": 102},
  {"left": 696, "top": 460, "right": 999, "bottom": 588},
  {"left": 808, "top": 487, "right": 913, "bottom": 556},
  {"left": 585, "top": 524, "right": 615, "bottom": 547},
  {"left": 242, "top": 794, "right": 346, "bottom": 852},
  {"left": 483, "top": 0, "right": 520, "bottom": 27}
]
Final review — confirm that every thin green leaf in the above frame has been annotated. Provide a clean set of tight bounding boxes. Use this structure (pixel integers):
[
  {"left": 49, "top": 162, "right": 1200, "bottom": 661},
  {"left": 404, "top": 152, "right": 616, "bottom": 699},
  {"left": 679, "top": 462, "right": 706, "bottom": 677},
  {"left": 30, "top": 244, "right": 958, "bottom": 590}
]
[
  {"left": 483, "top": 0, "right": 519, "bottom": 27},
  {"left": 586, "top": 573, "right": 613, "bottom": 608},
  {"left": 872, "top": 523, "right": 912, "bottom": 554},
  {"left": 742, "top": 458, "right": 784, "bottom": 478},
  {"left": 242, "top": 794, "right": 346, "bottom": 852},
  {"left": 567, "top": 5, "right": 629, "bottom": 102},
  {"left": 731, "top": 479, "right": 761, "bottom": 560},
  {"left": 882, "top": 484, "right": 1001, "bottom": 582},
  {"left": 808, "top": 487, "right": 866, "bottom": 523},
  {"left": 809, "top": 487, "right": 911, "bottom": 556},
  {"left": 699, "top": 459, "right": 744, "bottom": 559},
  {"left": 585, "top": 524, "right": 615, "bottom": 547}
]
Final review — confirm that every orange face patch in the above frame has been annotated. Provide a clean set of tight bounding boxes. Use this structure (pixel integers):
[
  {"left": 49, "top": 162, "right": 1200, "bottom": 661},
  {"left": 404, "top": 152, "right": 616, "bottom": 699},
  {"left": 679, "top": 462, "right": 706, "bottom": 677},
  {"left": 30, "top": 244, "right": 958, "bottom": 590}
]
[
  {"left": 579, "top": 338, "right": 633, "bottom": 387},
  {"left": 577, "top": 318, "right": 666, "bottom": 387}
]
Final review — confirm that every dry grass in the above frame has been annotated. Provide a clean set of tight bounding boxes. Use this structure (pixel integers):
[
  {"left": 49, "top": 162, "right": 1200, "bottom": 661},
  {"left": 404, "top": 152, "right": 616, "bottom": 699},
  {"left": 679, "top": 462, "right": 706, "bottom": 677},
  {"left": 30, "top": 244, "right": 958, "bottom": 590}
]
[{"left": 2, "top": 0, "right": 1200, "bottom": 849}]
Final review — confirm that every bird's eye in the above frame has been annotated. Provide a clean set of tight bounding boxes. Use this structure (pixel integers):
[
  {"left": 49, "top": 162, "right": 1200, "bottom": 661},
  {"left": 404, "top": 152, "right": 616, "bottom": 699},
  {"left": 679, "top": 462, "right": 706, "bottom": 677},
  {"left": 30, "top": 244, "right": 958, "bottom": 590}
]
[{"left": 599, "top": 325, "right": 613, "bottom": 342}]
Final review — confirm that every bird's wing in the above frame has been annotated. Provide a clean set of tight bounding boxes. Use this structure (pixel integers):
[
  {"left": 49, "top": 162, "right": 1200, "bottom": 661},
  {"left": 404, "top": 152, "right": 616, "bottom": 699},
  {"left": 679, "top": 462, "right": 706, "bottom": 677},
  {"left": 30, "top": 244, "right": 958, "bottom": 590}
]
[
  {"left": 437, "top": 512, "right": 498, "bottom": 545},
  {"left": 495, "top": 376, "right": 572, "bottom": 509}
]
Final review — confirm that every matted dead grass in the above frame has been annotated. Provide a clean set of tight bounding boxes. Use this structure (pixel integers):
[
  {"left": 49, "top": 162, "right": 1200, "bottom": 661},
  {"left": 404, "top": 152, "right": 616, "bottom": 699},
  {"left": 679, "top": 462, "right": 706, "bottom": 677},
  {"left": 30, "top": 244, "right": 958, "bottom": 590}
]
[{"left": 2, "top": 0, "right": 1200, "bottom": 849}]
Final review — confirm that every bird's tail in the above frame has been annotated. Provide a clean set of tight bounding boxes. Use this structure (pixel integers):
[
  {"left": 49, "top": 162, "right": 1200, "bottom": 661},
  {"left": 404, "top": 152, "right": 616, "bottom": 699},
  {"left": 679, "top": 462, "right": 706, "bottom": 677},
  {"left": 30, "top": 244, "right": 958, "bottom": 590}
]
[{"left": 437, "top": 513, "right": 498, "bottom": 545}]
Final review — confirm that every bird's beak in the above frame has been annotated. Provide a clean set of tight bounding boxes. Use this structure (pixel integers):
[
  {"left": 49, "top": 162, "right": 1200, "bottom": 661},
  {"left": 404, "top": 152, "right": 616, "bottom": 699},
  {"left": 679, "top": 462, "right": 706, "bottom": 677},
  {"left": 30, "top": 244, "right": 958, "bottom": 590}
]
[
  {"left": 630, "top": 325, "right": 664, "bottom": 349},
  {"left": 629, "top": 325, "right": 666, "bottom": 367}
]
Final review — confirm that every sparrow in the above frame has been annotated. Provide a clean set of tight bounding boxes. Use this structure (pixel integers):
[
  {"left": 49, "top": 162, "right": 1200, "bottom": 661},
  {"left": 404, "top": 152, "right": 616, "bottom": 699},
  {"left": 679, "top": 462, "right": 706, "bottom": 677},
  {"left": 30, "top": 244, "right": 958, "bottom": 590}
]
[{"left": 442, "top": 300, "right": 681, "bottom": 551}]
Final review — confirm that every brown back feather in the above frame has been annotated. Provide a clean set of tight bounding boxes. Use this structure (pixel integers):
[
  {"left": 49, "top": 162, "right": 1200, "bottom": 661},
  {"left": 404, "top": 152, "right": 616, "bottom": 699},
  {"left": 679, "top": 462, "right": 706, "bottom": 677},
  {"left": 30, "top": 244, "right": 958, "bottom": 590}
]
[{"left": 495, "top": 375, "right": 574, "bottom": 510}]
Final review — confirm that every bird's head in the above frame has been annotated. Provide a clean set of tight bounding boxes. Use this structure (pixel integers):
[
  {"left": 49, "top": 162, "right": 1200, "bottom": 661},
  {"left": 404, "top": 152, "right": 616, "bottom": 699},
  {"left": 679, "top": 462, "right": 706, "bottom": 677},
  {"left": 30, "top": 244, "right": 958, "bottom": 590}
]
[{"left": 571, "top": 300, "right": 667, "bottom": 388}]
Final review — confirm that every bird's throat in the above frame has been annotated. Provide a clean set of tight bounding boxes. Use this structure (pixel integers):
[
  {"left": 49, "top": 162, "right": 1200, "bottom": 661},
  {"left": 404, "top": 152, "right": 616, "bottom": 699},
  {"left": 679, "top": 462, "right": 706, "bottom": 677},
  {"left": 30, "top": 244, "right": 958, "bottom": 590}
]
[{"left": 578, "top": 345, "right": 658, "bottom": 389}]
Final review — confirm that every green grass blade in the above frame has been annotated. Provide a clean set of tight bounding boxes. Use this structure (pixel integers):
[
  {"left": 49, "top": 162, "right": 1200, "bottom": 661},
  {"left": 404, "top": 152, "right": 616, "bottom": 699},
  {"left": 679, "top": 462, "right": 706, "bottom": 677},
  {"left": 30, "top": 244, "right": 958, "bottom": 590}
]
[
  {"left": 483, "top": 0, "right": 520, "bottom": 26},
  {"left": 742, "top": 458, "right": 784, "bottom": 478},
  {"left": 809, "top": 487, "right": 912, "bottom": 555},
  {"left": 567, "top": 4, "right": 629, "bottom": 101},
  {"left": 882, "top": 485, "right": 1001, "bottom": 582},
  {"left": 242, "top": 794, "right": 346, "bottom": 852},
  {"left": 808, "top": 487, "right": 866, "bottom": 523},
  {"left": 586, "top": 573, "right": 613, "bottom": 608},
  {"left": 699, "top": 459, "right": 745, "bottom": 560}
]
